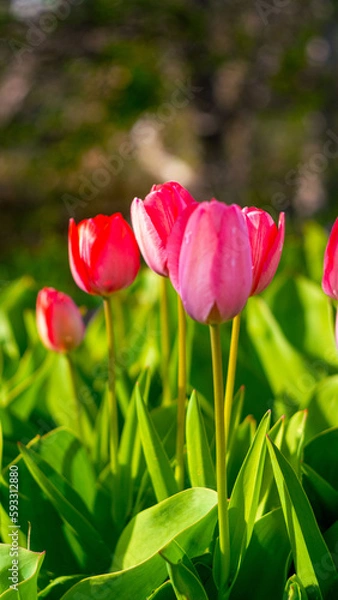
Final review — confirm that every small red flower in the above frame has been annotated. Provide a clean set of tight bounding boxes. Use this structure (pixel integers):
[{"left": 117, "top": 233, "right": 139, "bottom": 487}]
[
  {"left": 36, "top": 287, "right": 85, "bottom": 352},
  {"left": 68, "top": 213, "right": 140, "bottom": 296}
]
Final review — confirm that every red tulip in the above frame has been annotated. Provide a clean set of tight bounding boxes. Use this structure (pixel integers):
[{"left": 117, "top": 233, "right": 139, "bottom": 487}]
[
  {"left": 167, "top": 200, "right": 253, "bottom": 324},
  {"left": 130, "top": 181, "right": 196, "bottom": 277},
  {"left": 322, "top": 217, "right": 338, "bottom": 300},
  {"left": 69, "top": 213, "right": 140, "bottom": 296},
  {"left": 36, "top": 287, "right": 85, "bottom": 352},
  {"left": 243, "top": 208, "right": 285, "bottom": 295}
]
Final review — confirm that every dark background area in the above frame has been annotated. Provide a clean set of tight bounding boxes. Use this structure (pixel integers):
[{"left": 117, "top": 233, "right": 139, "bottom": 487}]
[{"left": 0, "top": 0, "right": 338, "bottom": 292}]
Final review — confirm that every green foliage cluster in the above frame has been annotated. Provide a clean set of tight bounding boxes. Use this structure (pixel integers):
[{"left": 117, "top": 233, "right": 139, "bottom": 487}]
[{"left": 0, "top": 222, "right": 338, "bottom": 598}]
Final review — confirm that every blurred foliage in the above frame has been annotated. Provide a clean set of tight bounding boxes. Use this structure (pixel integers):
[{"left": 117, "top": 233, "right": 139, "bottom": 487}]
[{"left": 1, "top": 0, "right": 338, "bottom": 285}]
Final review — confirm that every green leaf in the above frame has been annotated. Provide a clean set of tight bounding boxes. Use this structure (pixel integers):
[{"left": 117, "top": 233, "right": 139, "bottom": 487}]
[
  {"left": 160, "top": 540, "right": 208, "bottom": 600},
  {"left": 60, "top": 555, "right": 167, "bottom": 600},
  {"left": 227, "top": 414, "right": 256, "bottom": 494},
  {"left": 0, "top": 544, "right": 44, "bottom": 599},
  {"left": 136, "top": 386, "right": 178, "bottom": 502},
  {"left": 257, "top": 415, "right": 285, "bottom": 517},
  {"left": 38, "top": 575, "right": 83, "bottom": 599},
  {"left": 302, "top": 463, "right": 338, "bottom": 523},
  {"left": 303, "top": 428, "right": 338, "bottom": 491},
  {"left": 165, "top": 556, "right": 209, "bottom": 600},
  {"left": 267, "top": 438, "right": 338, "bottom": 599},
  {"left": 228, "top": 410, "right": 271, "bottom": 578},
  {"left": 265, "top": 274, "right": 338, "bottom": 366},
  {"left": 19, "top": 444, "right": 111, "bottom": 571},
  {"left": 186, "top": 391, "right": 216, "bottom": 490},
  {"left": 31, "top": 428, "right": 97, "bottom": 513},
  {"left": 113, "top": 487, "right": 218, "bottom": 570},
  {"left": 0, "top": 421, "right": 3, "bottom": 478},
  {"left": 148, "top": 581, "right": 176, "bottom": 599},
  {"left": 284, "top": 410, "right": 308, "bottom": 476},
  {"left": 117, "top": 370, "right": 151, "bottom": 523},
  {"left": 229, "top": 509, "right": 290, "bottom": 600},
  {"left": 46, "top": 354, "right": 93, "bottom": 446},
  {"left": 246, "top": 297, "right": 316, "bottom": 413},
  {"left": 306, "top": 377, "right": 338, "bottom": 441}
]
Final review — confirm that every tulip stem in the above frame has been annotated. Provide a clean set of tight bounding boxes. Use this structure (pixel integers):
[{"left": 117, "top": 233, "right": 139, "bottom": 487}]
[
  {"left": 160, "top": 276, "right": 171, "bottom": 406},
  {"left": 103, "top": 296, "right": 119, "bottom": 476},
  {"left": 224, "top": 313, "right": 241, "bottom": 442},
  {"left": 209, "top": 323, "right": 230, "bottom": 594},
  {"left": 65, "top": 353, "right": 84, "bottom": 442},
  {"left": 175, "top": 294, "right": 187, "bottom": 490}
]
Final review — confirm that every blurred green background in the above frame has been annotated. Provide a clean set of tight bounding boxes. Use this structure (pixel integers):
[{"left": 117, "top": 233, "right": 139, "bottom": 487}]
[{"left": 0, "top": 0, "right": 338, "bottom": 294}]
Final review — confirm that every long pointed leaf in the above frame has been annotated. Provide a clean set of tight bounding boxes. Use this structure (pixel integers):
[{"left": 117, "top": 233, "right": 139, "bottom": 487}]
[
  {"left": 186, "top": 391, "right": 216, "bottom": 490},
  {"left": 19, "top": 444, "right": 111, "bottom": 570},
  {"left": 228, "top": 410, "right": 271, "bottom": 577},
  {"left": 160, "top": 540, "right": 209, "bottom": 600},
  {"left": 136, "top": 386, "right": 178, "bottom": 502},
  {"left": 113, "top": 487, "right": 218, "bottom": 570},
  {"left": 267, "top": 437, "right": 338, "bottom": 599}
]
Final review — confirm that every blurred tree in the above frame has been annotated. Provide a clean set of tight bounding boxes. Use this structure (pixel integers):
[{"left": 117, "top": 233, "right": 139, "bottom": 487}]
[{"left": 0, "top": 0, "right": 337, "bottom": 283}]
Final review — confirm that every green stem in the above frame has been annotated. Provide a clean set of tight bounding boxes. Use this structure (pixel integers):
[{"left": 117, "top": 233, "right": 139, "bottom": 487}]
[
  {"left": 103, "top": 296, "right": 119, "bottom": 475},
  {"left": 175, "top": 294, "right": 187, "bottom": 490},
  {"left": 65, "top": 353, "right": 84, "bottom": 441},
  {"left": 224, "top": 313, "right": 241, "bottom": 443},
  {"left": 160, "top": 276, "right": 171, "bottom": 406},
  {"left": 209, "top": 323, "right": 230, "bottom": 594}
]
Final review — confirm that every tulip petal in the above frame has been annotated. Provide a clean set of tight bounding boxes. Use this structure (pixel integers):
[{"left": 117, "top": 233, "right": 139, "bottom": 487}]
[
  {"left": 254, "top": 211, "right": 285, "bottom": 294},
  {"left": 87, "top": 214, "right": 140, "bottom": 294},
  {"left": 178, "top": 203, "right": 220, "bottom": 323},
  {"left": 167, "top": 203, "right": 199, "bottom": 293},
  {"left": 243, "top": 208, "right": 285, "bottom": 295},
  {"left": 322, "top": 217, "right": 338, "bottom": 300},
  {"left": 131, "top": 197, "right": 168, "bottom": 275},
  {"left": 68, "top": 219, "right": 93, "bottom": 294},
  {"left": 211, "top": 203, "right": 253, "bottom": 321}
]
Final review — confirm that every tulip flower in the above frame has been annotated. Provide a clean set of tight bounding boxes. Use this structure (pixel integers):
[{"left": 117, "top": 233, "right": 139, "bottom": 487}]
[
  {"left": 68, "top": 213, "right": 140, "bottom": 297},
  {"left": 242, "top": 207, "right": 285, "bottom": 295},
  {"left": 130, "top": 181, "right": 196, "bottom": 277},
  {"left": 322, "top": 217, "right": 338, "bottom": 346},
  {"left": 168, "top": 200, "right": 253, "bottom": 324},
  {"left": 69, "top": 213, "right": 140, "bottom": 479},
  {"left": 322, "top": 217, "right": 338, "bottom": 300},
  {"left": 36, "top": 287, "right": 84, "bottom": 353},
  {"left": 131, "top": 181, "right": 196, "bottom": 414}
]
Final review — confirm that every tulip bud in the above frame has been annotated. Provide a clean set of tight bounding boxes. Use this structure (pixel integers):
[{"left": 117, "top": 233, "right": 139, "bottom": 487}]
[
  {"left": 167, "top": 200, "right": 253, "bottom": 324},
  {"left": 131, "top": 180, "right": 196, "bottom": 277},
  {"left": 243, "top": 207, "right": 285, "bottom": 295},
  {"left": 68, "top": 213, "right": 140, "bottom": 296},
  {"left": 36, "top": 287, "right": 85, "bottom": 352}
]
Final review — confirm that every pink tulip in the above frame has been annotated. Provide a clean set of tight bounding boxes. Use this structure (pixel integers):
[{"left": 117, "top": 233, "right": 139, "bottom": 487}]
[
  {"left": 167, "top": 200, "right": 253, "bottom": 324},
  {"left": 131, "top": 181, "right": 196, "bottom": 277},
  {"left": 69, "top": 213, "right": 140, "bottom": 296},
  {"left": 243, "top": 207, "right": 285, "bottom": 295},
  {"left": 36, "top": 287, "right": 85, "bottom": 352},
  {"left": 322, "top": 217, "right": 338, "bottom": 300}
]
